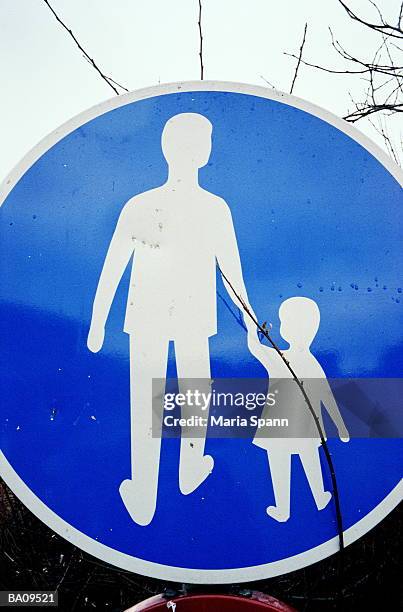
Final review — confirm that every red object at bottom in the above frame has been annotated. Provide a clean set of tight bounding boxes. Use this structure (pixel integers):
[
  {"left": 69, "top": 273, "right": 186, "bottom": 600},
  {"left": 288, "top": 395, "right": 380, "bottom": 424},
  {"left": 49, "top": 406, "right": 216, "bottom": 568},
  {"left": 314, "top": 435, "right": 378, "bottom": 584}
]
[{"left": 126, "top": 591, "right": 297, "bottom": 612}]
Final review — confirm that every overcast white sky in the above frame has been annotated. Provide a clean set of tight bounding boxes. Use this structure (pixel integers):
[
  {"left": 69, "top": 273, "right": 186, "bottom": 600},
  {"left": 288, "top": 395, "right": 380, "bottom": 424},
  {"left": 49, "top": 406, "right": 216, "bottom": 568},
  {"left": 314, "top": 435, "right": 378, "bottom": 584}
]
[{"left": 0, "top": 0, "right": 401, "bottom": 180}]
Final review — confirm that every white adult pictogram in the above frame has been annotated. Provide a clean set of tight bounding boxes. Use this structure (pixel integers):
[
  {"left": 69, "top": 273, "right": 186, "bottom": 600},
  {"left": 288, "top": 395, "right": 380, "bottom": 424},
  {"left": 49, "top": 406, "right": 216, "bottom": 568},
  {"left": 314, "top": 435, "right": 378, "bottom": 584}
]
[{"left": 87, "top": 113, "right": 255, "bottom": 525}]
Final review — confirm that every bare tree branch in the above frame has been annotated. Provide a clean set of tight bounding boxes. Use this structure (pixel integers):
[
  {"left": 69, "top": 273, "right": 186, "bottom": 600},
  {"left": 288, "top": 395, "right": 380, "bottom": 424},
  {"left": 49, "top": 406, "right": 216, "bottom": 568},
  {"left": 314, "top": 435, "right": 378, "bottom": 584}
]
[
  {"left": 284, "top": 51, "right": 402, "bottom": 77},
  {"left": 285, "top": 0, "right": 403, "bottom": 151},
  {"left": 284, "top": 53, "right": 368, "bottom": 75},
  {"left": 42, "top": 0, "right": 128, "bottom": 95},
  {"left": 290, "top": 23, "right": 308, "bottom": 94},
  {"left": 343, "top": 102, "right": 403, "bottom": 122},
  {"left": 337, "top": 0, "right": 403, "bottom": 39},
  {"left": 103, "top": 75, "right": 129, "bottom": 93},
  {"left": 198, "top": 0, "right": 204, "bottom": 80},
  {"left": 81, "top": 55, "right": 129, "bottom": 92}
]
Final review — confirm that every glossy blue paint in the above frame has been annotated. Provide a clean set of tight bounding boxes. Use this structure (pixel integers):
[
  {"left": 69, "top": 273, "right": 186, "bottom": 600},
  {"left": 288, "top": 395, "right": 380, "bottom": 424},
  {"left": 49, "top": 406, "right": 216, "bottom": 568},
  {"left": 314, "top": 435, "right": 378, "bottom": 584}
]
[{"left": 0, "top": 87, "right": 402, "bottom": 576}]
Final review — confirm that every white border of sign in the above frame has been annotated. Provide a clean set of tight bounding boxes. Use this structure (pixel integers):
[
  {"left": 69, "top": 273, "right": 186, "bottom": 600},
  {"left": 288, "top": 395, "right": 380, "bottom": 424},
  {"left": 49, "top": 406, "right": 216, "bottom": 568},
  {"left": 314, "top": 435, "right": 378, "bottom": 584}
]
[{"left": 1, "top": 81, "right": 402, "bottom": 583}]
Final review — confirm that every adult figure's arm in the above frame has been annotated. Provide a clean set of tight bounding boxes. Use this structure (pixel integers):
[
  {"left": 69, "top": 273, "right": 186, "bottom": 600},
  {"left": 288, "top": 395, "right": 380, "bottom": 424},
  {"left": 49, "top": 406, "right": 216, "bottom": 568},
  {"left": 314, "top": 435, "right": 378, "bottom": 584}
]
[
  {"left": 87, "top": 201, "right": 135, "bottom": 352},
  {"left": 215, "top": 200, "right": 256, "bottom": 331}
]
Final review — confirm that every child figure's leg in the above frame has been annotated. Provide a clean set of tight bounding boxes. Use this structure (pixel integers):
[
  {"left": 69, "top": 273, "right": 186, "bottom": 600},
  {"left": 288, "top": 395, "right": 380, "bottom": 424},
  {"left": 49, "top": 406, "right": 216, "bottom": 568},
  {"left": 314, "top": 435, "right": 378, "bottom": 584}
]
[
  {"left": 266, "top": 446, "right": 291, "bottom": 522},
  {"left": 299, "top": 444, "right": 332, "bottom": 511}
]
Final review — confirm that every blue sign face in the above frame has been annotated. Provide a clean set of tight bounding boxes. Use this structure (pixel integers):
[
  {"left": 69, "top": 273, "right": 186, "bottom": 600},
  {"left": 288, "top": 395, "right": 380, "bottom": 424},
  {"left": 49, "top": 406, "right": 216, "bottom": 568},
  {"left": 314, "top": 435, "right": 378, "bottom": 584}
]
[{"left": 0, "top": 82, "right": 402, "bottom": 583}]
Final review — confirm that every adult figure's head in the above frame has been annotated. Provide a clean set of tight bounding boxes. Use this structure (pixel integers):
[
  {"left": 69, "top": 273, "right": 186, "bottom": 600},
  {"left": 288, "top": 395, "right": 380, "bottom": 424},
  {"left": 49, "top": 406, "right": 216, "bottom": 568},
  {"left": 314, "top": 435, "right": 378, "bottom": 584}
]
[{"left": 161, "top": 113, "right": 212, "bottom": 170}]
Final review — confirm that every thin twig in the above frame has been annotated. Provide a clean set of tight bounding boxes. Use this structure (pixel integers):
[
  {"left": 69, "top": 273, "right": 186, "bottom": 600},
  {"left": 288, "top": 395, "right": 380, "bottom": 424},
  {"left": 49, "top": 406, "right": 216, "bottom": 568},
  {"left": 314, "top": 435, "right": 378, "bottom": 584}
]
[
  {"left": 71, "top": 566, "right": 96, "bottom": 612},
  {"left": 82, "top": 55, "right": 129, "bottom": 91},
  {"left": 285, "top": 54, "right": 367, "bottom": 75},
  {"left": 217, "top": 264, "right": 345, "bottom": 554},
  {"left": 337, "top": 0, "right": 403, "bottom": 39},
  {"left": 285, "top": 8, "right": 403, "bottom": 133},
  {"left": 369, "top": 116, "right": 400, "bottom": 165},
  {"left": 105, "top": 75, "right": 129, "bottom": 93},
  {"left": 285, "top": 52, "right": 402, "bottom": 77},
  {"left": 42, "top": 0, "right": 126, "bottom": 95},
  {"left": 198, "top": 0, "right": 204, "bottom": 80},
  {"left": 260, "top": 74, "right": 276, "bottom": 88},
  {"left": 290, "top": 23, "right": 308, "bottom": 94},
  {"left": 55, "top": 548, "right": 77, "bottom": 591},
  {"left": 344, "top": 103, "right": 403, "bottom": 122}
]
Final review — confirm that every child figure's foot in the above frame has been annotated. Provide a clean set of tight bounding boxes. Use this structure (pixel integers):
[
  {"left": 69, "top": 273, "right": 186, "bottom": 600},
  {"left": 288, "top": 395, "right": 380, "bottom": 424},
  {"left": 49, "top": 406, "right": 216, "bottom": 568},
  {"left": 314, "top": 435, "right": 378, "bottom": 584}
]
[
  {"left": 315, "top": 490, "right": 332, "bottom": 511},
  {"left": 266, "top": 505, "right": 290, "bottom": 522}
]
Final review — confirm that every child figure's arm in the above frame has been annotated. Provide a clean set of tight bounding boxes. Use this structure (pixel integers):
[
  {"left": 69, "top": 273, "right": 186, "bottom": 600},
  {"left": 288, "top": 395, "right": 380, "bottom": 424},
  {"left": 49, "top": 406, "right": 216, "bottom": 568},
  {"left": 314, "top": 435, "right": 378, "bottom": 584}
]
[
  {"left": 320, "top": 379, "right": 350, "bottom": 442},
  {"left": 247, "top": 326, "right": 279, "bottom": 374}
]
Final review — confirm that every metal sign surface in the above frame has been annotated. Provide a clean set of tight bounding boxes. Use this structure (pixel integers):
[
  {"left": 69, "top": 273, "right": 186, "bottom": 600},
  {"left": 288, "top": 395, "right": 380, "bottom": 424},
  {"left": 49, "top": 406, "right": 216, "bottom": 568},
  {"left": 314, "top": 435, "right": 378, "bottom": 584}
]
[{"left": 0, "top": 81, "right": 402, "bottom": 583}]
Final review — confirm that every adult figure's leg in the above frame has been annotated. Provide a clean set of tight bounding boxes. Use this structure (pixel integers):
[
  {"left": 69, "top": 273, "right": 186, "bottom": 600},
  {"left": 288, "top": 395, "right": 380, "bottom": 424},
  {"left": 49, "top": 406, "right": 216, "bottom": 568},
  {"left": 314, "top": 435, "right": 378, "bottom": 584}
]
[
  {"left": 120, "top": 332, "right": 169, "bottom": 526},
  {"left": 175, "top": 334, "right": 214, "bottom": 495}
]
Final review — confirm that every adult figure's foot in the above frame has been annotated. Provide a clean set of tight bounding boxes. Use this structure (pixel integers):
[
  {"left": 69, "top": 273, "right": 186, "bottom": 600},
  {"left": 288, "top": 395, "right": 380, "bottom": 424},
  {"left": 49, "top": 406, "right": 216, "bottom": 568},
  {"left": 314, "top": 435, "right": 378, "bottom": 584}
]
[
  {"left": 119, "top": 479, "right": 156, "bottom": 526},
  {"left": 179, "top": 454, "right": 214, "bottom": 495},
  {"left": 266, "top": 505, "right": 290, "bottom": 522}
]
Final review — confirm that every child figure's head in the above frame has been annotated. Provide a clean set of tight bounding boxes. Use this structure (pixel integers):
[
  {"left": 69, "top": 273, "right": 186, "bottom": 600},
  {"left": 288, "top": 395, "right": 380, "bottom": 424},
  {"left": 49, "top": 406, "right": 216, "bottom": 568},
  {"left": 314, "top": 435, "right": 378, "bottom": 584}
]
[{"left": 279, "top": 297, "right": 320, "bottom": 349}]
